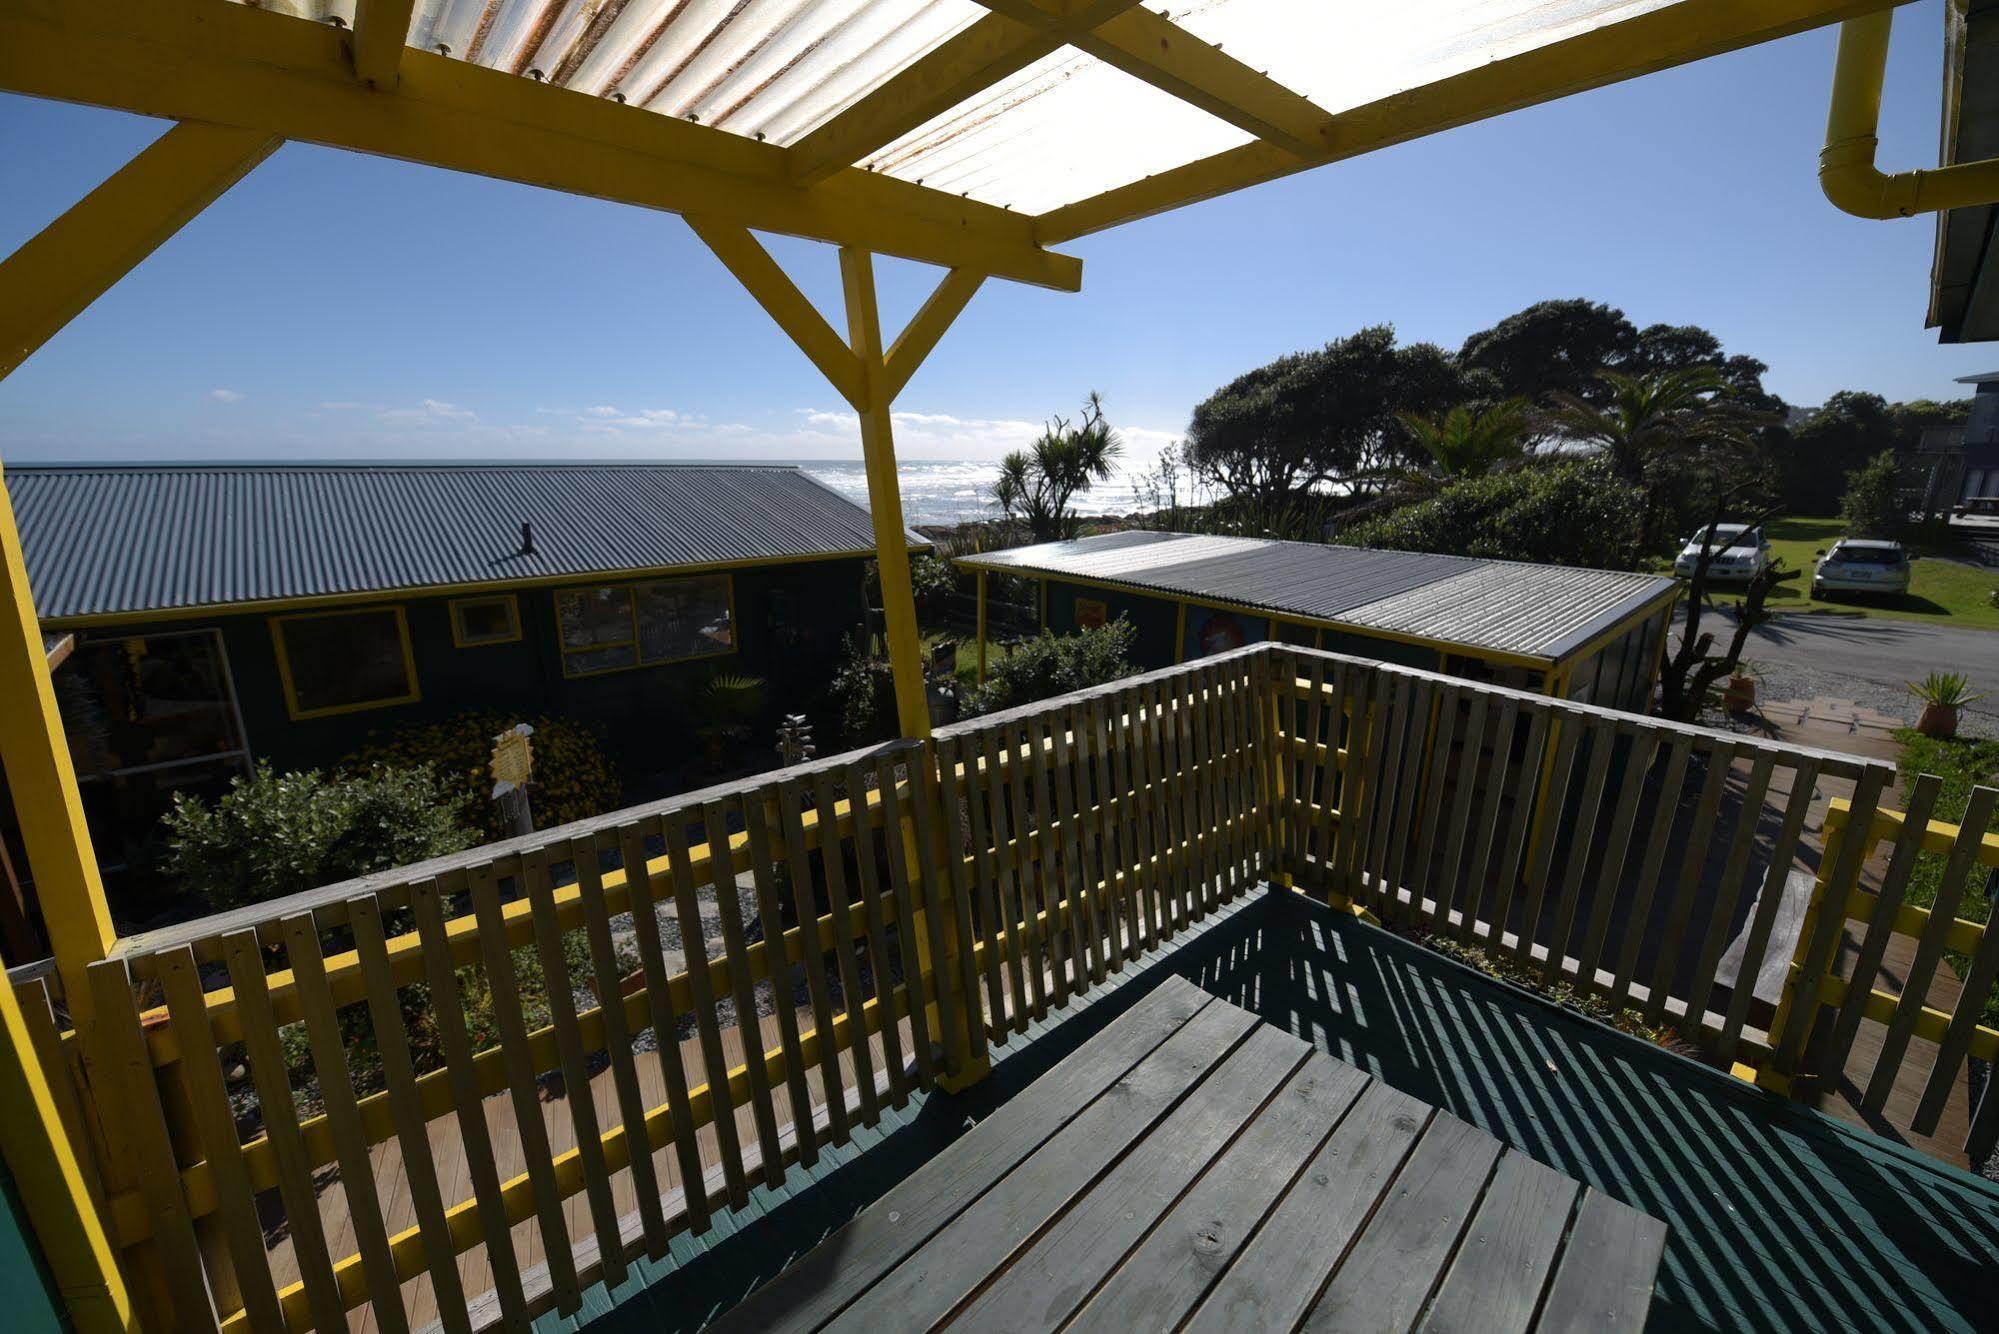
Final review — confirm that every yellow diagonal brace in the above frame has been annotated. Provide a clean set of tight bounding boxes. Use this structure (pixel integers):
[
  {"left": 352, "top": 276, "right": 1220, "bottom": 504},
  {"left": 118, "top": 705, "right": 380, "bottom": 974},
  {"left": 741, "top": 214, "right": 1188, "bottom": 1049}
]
[
  {"left": 0, "top": 120, "right": 278, "bottom": 382},
  {"left": 350, "top": 0, "right": 418, "bottom": 90},
  {"left": 974, "top": 0, "right": 1330, "bottom": 158},
  {"left": 686, "top": 219, "right": 867, "bottom": 409},
  {"left": 883, "top": 268, "right": 985, "bottom": 401},
  {"left": 787, "top": 0, "right": 1141, "bottom": 187},
  {"left": 1036, "top": 0, "right": 1896, "bottom": 243}
]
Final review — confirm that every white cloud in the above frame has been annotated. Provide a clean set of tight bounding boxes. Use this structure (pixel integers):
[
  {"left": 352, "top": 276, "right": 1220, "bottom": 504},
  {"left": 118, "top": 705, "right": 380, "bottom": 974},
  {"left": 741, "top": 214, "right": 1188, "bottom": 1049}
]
[
  {"left": 208, "top": 388, "right": 245, "bottom": 404},
  {"left": 379, "top": 398, "right": 476, "bottom": 424}
]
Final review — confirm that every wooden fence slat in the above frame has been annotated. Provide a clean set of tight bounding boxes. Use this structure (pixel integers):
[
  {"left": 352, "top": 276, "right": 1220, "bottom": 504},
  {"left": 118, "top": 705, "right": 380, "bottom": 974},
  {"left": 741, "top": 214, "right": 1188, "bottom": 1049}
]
[
  {"left": 1069, "top": 700, "right": 1115, "bottom": 981},
  {"left": 1576, "top": 729, "right": 1662, "bottom": 984},
  {"left": 1337, "top": 667, "right": 1380, "bottom": 896},
  {"left": 614, "top": 820, "right": 709, "bottom": 1232},
  {"left": 1198, "top": 665, "right": 1230, "bottom": 907},
  {"left": 841, "top": 759, "right": 911, "bottom": 1104},
  {"left": 1774, "top": 768, "right": 1889, "bottom": 1071},
  {"left": 1717, "top": 760, "right": 1820, "bottom": 1063},
  {"left": 1226, "top": 663, "right": 1258, "bottom": 896},
  {"left": 1511, "top": 709, "right": 1582, "bottom": 968},
  {"left": 1298, "top": 657, "right": 1326, "bottom": 882},
  {"left": 1385, "top": 678, "right": 1439, "bottom": 911},
  {"left": 1144, "top": 678, "right": 1186, "bottom": 935},
  {"left": 1086, "top": 696, "right": 1131, "bottom": 972},
  {"left": 1123, "top": 684, "right": 1165, "bottom": 949},
  {"left": 1023, "top": 713, "right": 1076, "bottom": 1005},
  {"left": 1540, "top": 718, "right": 1620, "bottom": 978},
  {"left": 1362, "top": 674, "right": 1413, "bottom": 905},
  {"left": 281, "top": 911, "right": 410, "bottom": 1331},
  {"left": 518, "top": 850, "right": 626, "bottom": 1287},
  {"left": 1179, "top": 672, "right": 1212, "bottom": 915},
  {"left": 1815, "top": 777, "right": 1944, "bottom": 1082},
  {"left": 1046, "top": 711, "right": 1101, "bottom": 984},
  {"left": 217, "top": 932, "right": 349, "bottom": 1331},
  {"left": 347, "top": 897, "right": 473, "bottom": 1334},
  {"left": 735, "top": 792, "right": 811, "bottom": 1168},
  {"left": 669, "top": 808, "right": 760, "bottom": 1203},
  {"left": 568, "top": 832, "right": 670, "bottom": 1256},
  {"left": 1682, "top": 754, "right": 1778, "bottom": 1037},
  {"left": 1479, "top": 702, "right": 1546, "bottom": 953},
  {"left": 1868, "top": 784, "right": 1999, "bottom": 1112},
  {"left": 776, "top": 779, "right": 854, "bottom": 1145},
  {"left": 155, "top": 948, "right": 287, "bottom": 1333},
  {"left": 1611, "top": 736, "right": 1693, "bottom": 996},
  {"left": 875, "top": 754, "right": 938, "bottom": 1085},
  {"left": 976, "top": 726, "right": 1032, "bottom": 1029},
  {"left": 464, "top": 863, "right": 581, "bottom": 1311},
  {"left": 1437, "top": 691, "right": 1488, "bottom": 932},
  {"left": 1916, "top": 850, "right": 1999, "bottom": 1133},
  {"left": 409, "top": 876, "right": 530, "bottom": 1326},
  {"left": 810, "top": 769, "right": 880, "bottom": 1126},
  {"left": 951, "top": 734, "right": 1011, "bottom": 1030},
  {"left": 1249, "top": 652, "right": 1280, "bottom": 874},
  {"left": 1645, "top": 741, "right": 1736, "bottom": 1027},
  {"left": 1455, "top": 696, "right": 1516, "bottom": 946},
  {"left": 1411, "top": 682, "right": 1463, "bottom": 915},
  {"left": 907, "top": 742, "right": 985, "bottom": 1071},
  {"left": 1001, "top": 720, "right": 1052, "bottom": 1017}
]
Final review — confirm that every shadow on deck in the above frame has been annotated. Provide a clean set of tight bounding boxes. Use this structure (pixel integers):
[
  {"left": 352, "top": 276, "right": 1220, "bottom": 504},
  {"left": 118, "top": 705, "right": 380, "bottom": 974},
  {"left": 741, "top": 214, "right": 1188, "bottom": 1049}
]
[{"left": 548, "top": 892, "right": 1999, "bottom": 1334}]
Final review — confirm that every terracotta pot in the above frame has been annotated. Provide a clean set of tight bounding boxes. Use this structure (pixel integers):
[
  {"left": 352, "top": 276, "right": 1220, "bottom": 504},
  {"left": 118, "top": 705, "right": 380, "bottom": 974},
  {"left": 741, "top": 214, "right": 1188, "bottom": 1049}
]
[
  {"left": 1916, "top": 701, "right": 1960, "bottom": 738},
  {"left": 1723, "top": 676, "right": 1756, "bottom": 712}
]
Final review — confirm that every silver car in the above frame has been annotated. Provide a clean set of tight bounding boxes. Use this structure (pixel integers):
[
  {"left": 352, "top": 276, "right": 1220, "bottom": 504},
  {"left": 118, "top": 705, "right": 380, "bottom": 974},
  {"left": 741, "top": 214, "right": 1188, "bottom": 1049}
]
[
  {"left": 1812, "top": 538, "right": 1910, "bottom": 598},
  {"left": 1673, "top": 523, "right": 1771, "bottom": 583}
]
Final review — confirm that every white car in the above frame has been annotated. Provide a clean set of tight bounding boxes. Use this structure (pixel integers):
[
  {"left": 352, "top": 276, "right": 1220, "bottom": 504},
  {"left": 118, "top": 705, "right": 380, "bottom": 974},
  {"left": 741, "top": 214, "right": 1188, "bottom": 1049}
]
[
  {"left": 1812, "top": 538, "right": 1911, "bottom": 598},
  {"left": 1673, "top": 523, "right": 1772, "bottom": 583}
]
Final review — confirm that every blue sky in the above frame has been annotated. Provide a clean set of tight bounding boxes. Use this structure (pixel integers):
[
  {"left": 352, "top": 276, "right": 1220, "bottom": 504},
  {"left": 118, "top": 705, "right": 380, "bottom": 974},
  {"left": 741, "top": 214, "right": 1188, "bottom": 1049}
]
[{"left": 1, "top": 2, "right": 1990, "bottom": 467}]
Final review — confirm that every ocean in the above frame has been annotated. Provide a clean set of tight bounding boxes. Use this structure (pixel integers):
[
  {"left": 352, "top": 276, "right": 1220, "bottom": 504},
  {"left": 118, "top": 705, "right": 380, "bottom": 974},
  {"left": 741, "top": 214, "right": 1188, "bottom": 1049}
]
[{"left": 799, "top": 458, "right": 1157, "bottom": 527}]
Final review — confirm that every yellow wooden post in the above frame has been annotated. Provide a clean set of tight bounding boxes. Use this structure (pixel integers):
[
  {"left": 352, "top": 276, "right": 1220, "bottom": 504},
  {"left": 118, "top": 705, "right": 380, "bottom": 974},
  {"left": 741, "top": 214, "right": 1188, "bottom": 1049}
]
[
  {"left": 1175, "top": 601, "right": 1188, "bottom": 662},
  {"left": 839, "top": 247, "right": 932, "bottom": 741},
  {"left": 0, "top": 955, "right": 134, "bottom": 1333},
  {"left": 976, "top": 568, "right": 988, "bottom": 685},
  {"left": 0, "top": 466, "right": 115, "bottom": 1027}
]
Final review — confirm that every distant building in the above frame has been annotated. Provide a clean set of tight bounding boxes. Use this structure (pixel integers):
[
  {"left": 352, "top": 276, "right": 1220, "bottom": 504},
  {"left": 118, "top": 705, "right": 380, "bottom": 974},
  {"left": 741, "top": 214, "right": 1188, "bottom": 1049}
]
[
  {"left": 956, "top": 532, "right": 1679, "bottom": 711},
  {"left": 1911, "top": 371, "right": 1999, "bottom": 511},
  {"left": 5, "top": 462, "right": 908, "bottom": 889}
]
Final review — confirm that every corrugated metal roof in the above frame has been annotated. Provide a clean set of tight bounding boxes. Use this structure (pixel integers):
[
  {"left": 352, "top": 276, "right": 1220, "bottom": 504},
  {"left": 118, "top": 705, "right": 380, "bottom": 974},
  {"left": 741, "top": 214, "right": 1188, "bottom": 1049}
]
[
  {"left": 958, "top": 531, "right": 1675, "bottom": 662},
  {"left": 10, "top": 463, "right": 912, "bottom": 620}
]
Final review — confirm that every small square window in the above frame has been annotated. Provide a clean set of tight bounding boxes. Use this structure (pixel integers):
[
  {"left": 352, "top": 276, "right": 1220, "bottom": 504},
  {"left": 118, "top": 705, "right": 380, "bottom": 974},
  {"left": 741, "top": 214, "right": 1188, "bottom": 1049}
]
[{"left": 450, "top": 595, "right": 521, "bottom": 647}]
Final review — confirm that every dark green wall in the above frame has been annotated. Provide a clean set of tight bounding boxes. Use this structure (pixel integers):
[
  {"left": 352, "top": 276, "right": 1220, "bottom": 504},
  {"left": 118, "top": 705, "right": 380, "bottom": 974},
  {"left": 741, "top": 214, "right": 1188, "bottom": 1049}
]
[
  {"left": 101, "top": 559, "right": 868, "bottom": 776},
  {"left": 1044, "top": 579, "right": 1179, "bottom": 665},
  {"left": 0, "top": 1158, "right": 68, "bottom": 1333}
]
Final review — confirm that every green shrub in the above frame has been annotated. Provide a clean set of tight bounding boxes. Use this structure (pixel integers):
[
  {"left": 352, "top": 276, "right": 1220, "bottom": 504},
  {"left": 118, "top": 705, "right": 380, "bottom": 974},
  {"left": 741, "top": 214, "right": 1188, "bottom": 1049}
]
[
  {"left": 1342, "top": 458, "right": 1649, "bottom": 570},
  {"left": 828, "top": 638, "right": 898, "bottom": 746},
  {"left": 965, "top": 618, "right": 1138, "bottom": 716},
  {"left": 1838, "top": 449, "right": 1904, "bottom": 539},
  {"left": 163, "top": 762, "right": 474, "bottom": 912},
  {"left": 346, "top": 711, "right": 621, "bottom": 843}
]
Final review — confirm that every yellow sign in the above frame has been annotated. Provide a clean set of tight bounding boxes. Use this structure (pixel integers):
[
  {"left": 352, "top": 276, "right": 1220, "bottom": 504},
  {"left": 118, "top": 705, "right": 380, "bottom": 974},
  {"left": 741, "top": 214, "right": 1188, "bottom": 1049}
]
[{"left": 489, "top": 727, "right": 533, "bottom": 790}]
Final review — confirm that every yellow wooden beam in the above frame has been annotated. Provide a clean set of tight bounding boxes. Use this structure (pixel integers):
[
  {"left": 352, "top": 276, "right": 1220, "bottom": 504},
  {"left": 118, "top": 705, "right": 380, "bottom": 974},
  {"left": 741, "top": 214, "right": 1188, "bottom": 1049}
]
[
  {"left": 1036, "top": 0, "right": 1901, "bottom": 243},
  {"left": 684, "top": 218, "right": 867, "bottom": 409},
  {"left": 0, "top": 0, "right": 1082, "bottom": 291},
  {"left": 0, "top": 961, "right": 134, "bottom": 1333},
  {"left": 348, "top": 0, "right": 418, "bottom": 91},
  {"left": 883, "top": 268, "right": 984, "bottom": 401},
  {"left": 974, "top": 0, "right": 1331, "bottom": 158},
  {"left": 840, "top": 247, "right": 933, "bottom": 741},
  {"left": 786, "top": 0, "right": 1141, "bottom": 187},
  {"left": 0, "top": 120, "right": 277, "bottom": 383}
]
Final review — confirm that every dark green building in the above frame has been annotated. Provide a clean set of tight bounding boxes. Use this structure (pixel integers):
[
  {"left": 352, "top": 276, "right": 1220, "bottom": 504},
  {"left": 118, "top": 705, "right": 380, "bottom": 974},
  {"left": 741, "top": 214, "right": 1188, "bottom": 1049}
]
[{"left": 10, "top": 462, "right": 903, "bottom": 888}]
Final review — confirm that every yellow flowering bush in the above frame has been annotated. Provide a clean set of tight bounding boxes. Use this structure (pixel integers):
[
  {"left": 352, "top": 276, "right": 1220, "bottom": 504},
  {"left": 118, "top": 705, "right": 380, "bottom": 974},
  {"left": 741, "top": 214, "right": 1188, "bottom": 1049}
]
[{"left": 345, "top": 710, "right": 622, "bottom": 842}]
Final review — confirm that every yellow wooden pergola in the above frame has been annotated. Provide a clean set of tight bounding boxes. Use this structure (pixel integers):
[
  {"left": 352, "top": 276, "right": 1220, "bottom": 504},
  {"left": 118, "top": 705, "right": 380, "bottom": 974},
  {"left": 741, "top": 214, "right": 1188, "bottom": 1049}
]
[{"left": 0, "top": 1, "right": 1996, "bottom": 1324}]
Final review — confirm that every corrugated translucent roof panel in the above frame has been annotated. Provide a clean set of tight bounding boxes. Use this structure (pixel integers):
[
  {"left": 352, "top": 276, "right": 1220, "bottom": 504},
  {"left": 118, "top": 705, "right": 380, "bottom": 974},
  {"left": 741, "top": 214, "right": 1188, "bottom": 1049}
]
[
  {"left": 13, "top": 463, "right": 907, "bottom": 620},
  {"left": 247, "top": 0, "right": 1689, "bottom": 213},
  {"left": 959, "top": 531, "right": 1674, "bottom": 660}
]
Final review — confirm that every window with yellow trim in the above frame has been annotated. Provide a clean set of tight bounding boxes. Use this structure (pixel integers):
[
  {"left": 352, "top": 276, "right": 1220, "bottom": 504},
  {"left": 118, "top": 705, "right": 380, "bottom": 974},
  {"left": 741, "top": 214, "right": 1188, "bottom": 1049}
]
[
  {"left": 271, "top": 607, "right": 418, "bottom": 718},
  {"left": 450, "top": 594, "right": 521, "bottom": 647},
  {"left": 555, "top": 574, "right": 733, "bottom": 676}
]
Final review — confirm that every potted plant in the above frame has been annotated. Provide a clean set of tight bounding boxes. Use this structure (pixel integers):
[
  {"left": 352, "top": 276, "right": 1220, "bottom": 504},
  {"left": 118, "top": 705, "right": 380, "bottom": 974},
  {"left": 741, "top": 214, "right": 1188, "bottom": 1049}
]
[
  {"left": 1907, "top": 671, "right": 1986, "bottom": 738},
  {"left": 1722, "top": 658, "right": 1762, "bottom": 713}
]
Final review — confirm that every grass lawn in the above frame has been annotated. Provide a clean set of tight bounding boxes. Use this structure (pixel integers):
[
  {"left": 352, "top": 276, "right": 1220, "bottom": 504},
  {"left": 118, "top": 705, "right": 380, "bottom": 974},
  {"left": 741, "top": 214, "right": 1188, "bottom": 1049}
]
[{"left": 1691, "top": 516, "right": 1999, "bottom": 631}]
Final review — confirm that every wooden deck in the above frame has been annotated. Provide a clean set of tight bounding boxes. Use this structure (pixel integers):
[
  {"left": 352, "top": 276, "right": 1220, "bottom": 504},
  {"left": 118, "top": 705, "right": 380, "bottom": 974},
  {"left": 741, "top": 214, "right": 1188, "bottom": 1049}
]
[
  {"left": 529, "top": 892, "right": 1999, "bottom": 1334},
  {"left": 707, "top": 975, "right": 1664, "bottom": 1333}
]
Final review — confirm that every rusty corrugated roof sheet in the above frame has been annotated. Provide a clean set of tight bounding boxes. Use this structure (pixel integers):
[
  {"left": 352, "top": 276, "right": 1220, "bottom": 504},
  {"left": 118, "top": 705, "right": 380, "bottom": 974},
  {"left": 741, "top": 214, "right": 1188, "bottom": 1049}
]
[
  {"left": 957, "top": 530, "right": 1675, "bottom": 662},
  {"left": 11, "top": 462, "right": 915, "bottom": 620}
]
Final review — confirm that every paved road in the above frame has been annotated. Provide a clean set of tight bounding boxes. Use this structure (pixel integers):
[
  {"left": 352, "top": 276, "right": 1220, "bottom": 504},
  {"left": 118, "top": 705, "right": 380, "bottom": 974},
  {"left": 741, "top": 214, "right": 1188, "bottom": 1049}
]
[{"left": 1685, "top": 608, "right": 1999, "bottom": 738}]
